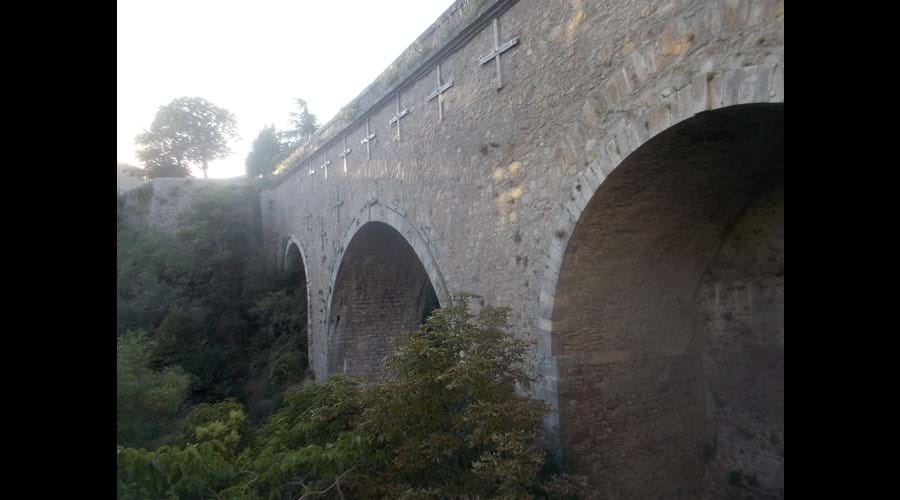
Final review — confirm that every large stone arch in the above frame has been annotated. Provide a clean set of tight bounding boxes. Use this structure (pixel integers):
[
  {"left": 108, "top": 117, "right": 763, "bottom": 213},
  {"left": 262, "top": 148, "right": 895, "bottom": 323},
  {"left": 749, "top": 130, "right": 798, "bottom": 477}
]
[
  {"left": 535, "top": 65, "right": 783, "bottom": 498},
  {"left": 323, "top": 202, "right": 449, "bottom": 379}
]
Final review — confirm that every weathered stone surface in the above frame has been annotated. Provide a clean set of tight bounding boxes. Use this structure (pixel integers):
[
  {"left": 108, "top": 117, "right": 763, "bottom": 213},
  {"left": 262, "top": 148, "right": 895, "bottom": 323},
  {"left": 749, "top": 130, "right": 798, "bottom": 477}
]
[
  {"left": 258, "top": 1, "right": 784, "bottom": 497},
  {"left": 120, "top": 176, "right": 254, "bottom": 234},
  {"left": 551, "top": 104, "right": 783, "bottom": 498}
]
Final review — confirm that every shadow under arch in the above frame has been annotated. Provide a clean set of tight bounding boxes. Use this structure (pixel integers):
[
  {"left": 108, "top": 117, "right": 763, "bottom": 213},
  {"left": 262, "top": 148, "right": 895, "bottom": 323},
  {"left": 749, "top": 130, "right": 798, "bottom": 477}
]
[
  {"left": 534, "top": 64, "right": 784, "bottom": 461},
  {"left": 324, "top": 209, "right": 448, "bottom": 379},
  {"left": 283, "top": 236, "right": 312, "bottom": 346},
  {"left": 545, "top": 102, "right": 783, "bottom": 498}
]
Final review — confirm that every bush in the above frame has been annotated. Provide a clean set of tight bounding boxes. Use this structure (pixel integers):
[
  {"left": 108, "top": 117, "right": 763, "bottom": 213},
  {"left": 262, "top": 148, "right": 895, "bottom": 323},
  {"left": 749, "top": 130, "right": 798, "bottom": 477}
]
[
  {"left": 350, "top": 292, "right": 577, "bottom": 498},
  {"left": 152, "top": 311, "right": 199, "bottom": 368},
  {"left": 117, "top": 295, "right": 585, "bottom": 498},
  {"left": 177, "top": 398, "right": 254, "bottom": 455},
  {"left": 117, "top": 331, "right": 191, "bottom": 449}
]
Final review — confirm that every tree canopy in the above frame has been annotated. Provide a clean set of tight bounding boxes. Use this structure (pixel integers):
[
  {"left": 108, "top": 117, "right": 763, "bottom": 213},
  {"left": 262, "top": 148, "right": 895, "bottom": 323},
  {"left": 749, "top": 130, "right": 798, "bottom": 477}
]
[
  {"left": 117, "top": 292, "right": 586, "bottom": 498},
  {"left": 278, "top": 98, "right": 318, "bottom": 148},
  {"left": 245, "top": 124, "right": 283, "bottom": 178},
  {"left": 136, "top": 97, "right": 239, "bottom": 179}
]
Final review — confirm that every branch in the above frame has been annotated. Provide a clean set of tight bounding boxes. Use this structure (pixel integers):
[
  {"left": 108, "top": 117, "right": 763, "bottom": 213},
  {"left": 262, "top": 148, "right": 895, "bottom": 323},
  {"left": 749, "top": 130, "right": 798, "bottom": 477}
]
[
  {"left": 296, "top": 466, "right": 357, "bottom": 500},
  {"left": 237, "top": 470, "right": 259, "bottom": 500}
]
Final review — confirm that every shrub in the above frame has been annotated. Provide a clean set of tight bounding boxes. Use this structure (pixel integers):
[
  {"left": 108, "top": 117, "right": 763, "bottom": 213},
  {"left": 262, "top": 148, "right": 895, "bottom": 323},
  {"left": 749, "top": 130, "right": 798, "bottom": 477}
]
[
  {"left": 351, "top": 292, "right": 573, "bottom": 498},
  {"left": 117, "top": 296, "right": 585, "bottom": 498},
  {"left": 117, "top": 331, "right": 191, "bottom": 449},
  {"left": 152, "top": 311, "right": 199, "bottom": 369}
]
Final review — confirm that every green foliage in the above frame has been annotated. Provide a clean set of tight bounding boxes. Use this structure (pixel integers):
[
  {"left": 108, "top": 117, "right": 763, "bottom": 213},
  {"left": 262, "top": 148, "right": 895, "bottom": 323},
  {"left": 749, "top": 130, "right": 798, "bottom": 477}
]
[
  {"left": 177, "top": 399, "right": 254, "bottom": 454},
  {"left": 117, "top": 441, "right": 241, "bottom": 499},
  {"left": 240, "top": 376, "right": 374, "bottom": 499},
  {"left": 117, "top": 296, "right": 585, "bottom": 498},
  {"left": 152, "top": 311, "right": 200, "bottom": 369},
  {"left": 135, "top": 139, "right": 191, "bottom": 178},
  {"left": 278, "top": 98, "right": 318, "bottom": 148},
  {"left": 118, "top": 181, "right": 308, "bottom": 409},
  {"left": 246, "top": 124, "right": 284, "bottom": 178},
  {"left": 117, "top": 331, "right": 192, "bottom": 449},
  {"left": 352, "top": 292, "right": 574, "bottom": 498},
  {"left": 251, "top": 290, "right": 306, "bottom": 339},
  {"left": 261, "top": 375, "right": 363, "bottom": 450},
  {"left": 118, "top": 178, "right": 582, "bottom": 496},
  {"left": 136, "top": 97, "right": 239, "bottom": 179},
  {"left": 177, "top": 184, "right": 255, "bottom": 259},
  {"left": 117, "top": 222, "right": 194, "bottom": 336}
]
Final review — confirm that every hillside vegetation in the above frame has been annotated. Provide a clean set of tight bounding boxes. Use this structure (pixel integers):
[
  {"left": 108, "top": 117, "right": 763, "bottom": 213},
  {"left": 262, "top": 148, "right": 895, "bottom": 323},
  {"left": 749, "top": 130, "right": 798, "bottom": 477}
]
[{"left": 116, "top": 184, "right": 583, "bottom": 498}]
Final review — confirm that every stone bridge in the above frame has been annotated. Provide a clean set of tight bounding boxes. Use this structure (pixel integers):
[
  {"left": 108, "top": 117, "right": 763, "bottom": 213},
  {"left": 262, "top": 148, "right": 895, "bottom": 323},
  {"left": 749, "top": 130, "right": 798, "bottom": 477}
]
[{"left": 262, "top": 0, "right": 784, "bottom": 497}]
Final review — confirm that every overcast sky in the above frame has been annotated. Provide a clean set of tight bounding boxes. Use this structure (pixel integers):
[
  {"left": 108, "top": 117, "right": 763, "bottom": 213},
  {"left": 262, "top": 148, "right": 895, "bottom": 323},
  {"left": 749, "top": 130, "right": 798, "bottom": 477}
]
[{"left": 117, "top": 0, "right": 454, "bottom": 178}]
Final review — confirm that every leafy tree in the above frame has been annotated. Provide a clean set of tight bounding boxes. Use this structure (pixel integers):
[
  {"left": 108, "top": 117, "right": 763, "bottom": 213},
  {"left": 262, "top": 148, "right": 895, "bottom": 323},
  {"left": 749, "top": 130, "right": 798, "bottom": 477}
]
[
  {"left": 117, "top": 295, "right": 586, "bottom": 498},
  {"left": 351, "top": 292, "right": 580, "bottom": 498},
  {"left": 245, "top": 124, "right": 283, "bottom": 178},
  {"left": 177, "top": 398, "right": 254, "bottom": 453},
  {"left": 242, "top": 376, "right": 373, "bottom": 498},
  {"left": 117, "top": 331, "right": 192, "bottom": 449},
  {"left": 117, "top": 441, "right": 240, "bottom": 499},
  {"left": 135, "top": 137, "right": 191, "bottom": 178},
  {"left": 278, "top": 98, "right": 318, "bottom": 148},
  {"left": 136, "top": 97, "right": 239, "bottom": 179},
  {"left": 151, "top": 311, "right": 201, "bottom": 369},
  {"left": 117, "top": 222, "right": 194, "bottom": 335}
]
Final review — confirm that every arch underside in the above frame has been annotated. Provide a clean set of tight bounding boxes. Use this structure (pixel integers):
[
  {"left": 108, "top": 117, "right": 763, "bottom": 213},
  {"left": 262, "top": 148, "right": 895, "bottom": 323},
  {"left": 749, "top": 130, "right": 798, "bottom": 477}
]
[
  {"left": 283, "top": 238, "right": 311, "bottom": 329},
  {"left": 327, "top": 221, "right": 440, "bottom": 379},
  {"left": 553, "top": 104, "right": 784, "bottom": 499}
]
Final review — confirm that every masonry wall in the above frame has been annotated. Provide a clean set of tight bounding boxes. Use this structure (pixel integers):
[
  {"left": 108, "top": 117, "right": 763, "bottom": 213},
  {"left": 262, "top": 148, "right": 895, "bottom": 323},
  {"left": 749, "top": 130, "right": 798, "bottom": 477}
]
[
  {"left": 120, "top": 177, "right": 254, "bottom": 234},
  {"left": 327, "top": 222, "right": 437, "bottom": 378},
  {"left": 260, "top": 0, "right": 784, "bottom": 493},
  {"left": 697, "top": 181, "right": 784, "bottom": 500},
  {"left": 551, "top": 103, "right": 783, "bottom": 498}
]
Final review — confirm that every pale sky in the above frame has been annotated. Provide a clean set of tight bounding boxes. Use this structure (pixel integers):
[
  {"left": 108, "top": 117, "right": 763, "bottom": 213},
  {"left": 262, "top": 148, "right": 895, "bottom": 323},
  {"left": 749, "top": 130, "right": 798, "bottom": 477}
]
[{"left": 117, "top": 0, "right": 454, "bottom": 179}]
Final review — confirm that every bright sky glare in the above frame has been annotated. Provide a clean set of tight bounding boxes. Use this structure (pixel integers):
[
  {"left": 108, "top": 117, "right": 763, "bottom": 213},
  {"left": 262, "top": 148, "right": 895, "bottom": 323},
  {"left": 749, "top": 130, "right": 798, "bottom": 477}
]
[{"left": 117, "top": 0, "right": 454, "bottom": 179}]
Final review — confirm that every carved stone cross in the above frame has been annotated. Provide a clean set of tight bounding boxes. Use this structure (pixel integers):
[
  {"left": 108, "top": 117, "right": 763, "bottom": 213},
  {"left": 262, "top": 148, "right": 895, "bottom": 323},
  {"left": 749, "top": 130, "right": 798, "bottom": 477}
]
[
  {"left": 320, "top": 152, "right": 332, "bottom": 179},
  {"left": 303, "top": 213, "right": 312, "bottom": 232},
  {"left": 389, "top": 93, "right": 409, "bottom": 143},
  {"left": 478, "top": 18, "right": 518, "bottom": 90},
  {"left": 333, "top": 186, "right": 344, "bottom": 222},
  {"left": 427, "top": 64, "right": 453, "bottom": 122},
  {"left": 360, "top": 118, "right": 376, "bottom": 160},
  {"left": 338, "top": 136, "right": 351, "bottom": 173}
]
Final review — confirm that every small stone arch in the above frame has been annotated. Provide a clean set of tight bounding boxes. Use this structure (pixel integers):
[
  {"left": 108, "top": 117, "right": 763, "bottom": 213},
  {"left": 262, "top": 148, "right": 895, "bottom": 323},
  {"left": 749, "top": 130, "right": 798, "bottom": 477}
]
[
  {"left": 323, "top": 200, "right": 449, "bottom": 378},
  {"left": 283, "top": 235, "right": 313, "bottom": 347}
]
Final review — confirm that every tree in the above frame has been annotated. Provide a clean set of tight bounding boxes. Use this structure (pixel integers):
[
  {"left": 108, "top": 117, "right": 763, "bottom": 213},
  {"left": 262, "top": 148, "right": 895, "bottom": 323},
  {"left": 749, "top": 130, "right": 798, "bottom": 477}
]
[
  {"left": 352, "top": 292, "right": 575, "bottom": 498},
  {"left": 245, "top": 124, "right": 282, "bottom": 177},
  {"left": 136, "top": 97, "right": 239, "bottom": 179},
  {"left": 116, "top": 295, "right": 586, "bottom": 498},
  {"left": 279, "top": 98, "right": 318, "bottom": 148},
  {"left": 117, "top": 330, "right": 192, "bottom": 449},
  {"left": 135, "top": 136, "right": 190, "bottom": 178}
]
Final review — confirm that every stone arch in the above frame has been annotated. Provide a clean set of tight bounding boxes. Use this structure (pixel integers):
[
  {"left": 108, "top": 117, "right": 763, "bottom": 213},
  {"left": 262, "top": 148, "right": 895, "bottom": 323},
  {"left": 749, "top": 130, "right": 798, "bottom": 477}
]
[
  {"left": 284, "top": 236, "right": 312, "bottom": 343},
  {"left": 535, "top": 65, "right": 783, "bottom": 499},
  {"left": 324, "top": 204, "right": 448, "bottom": 379}
]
